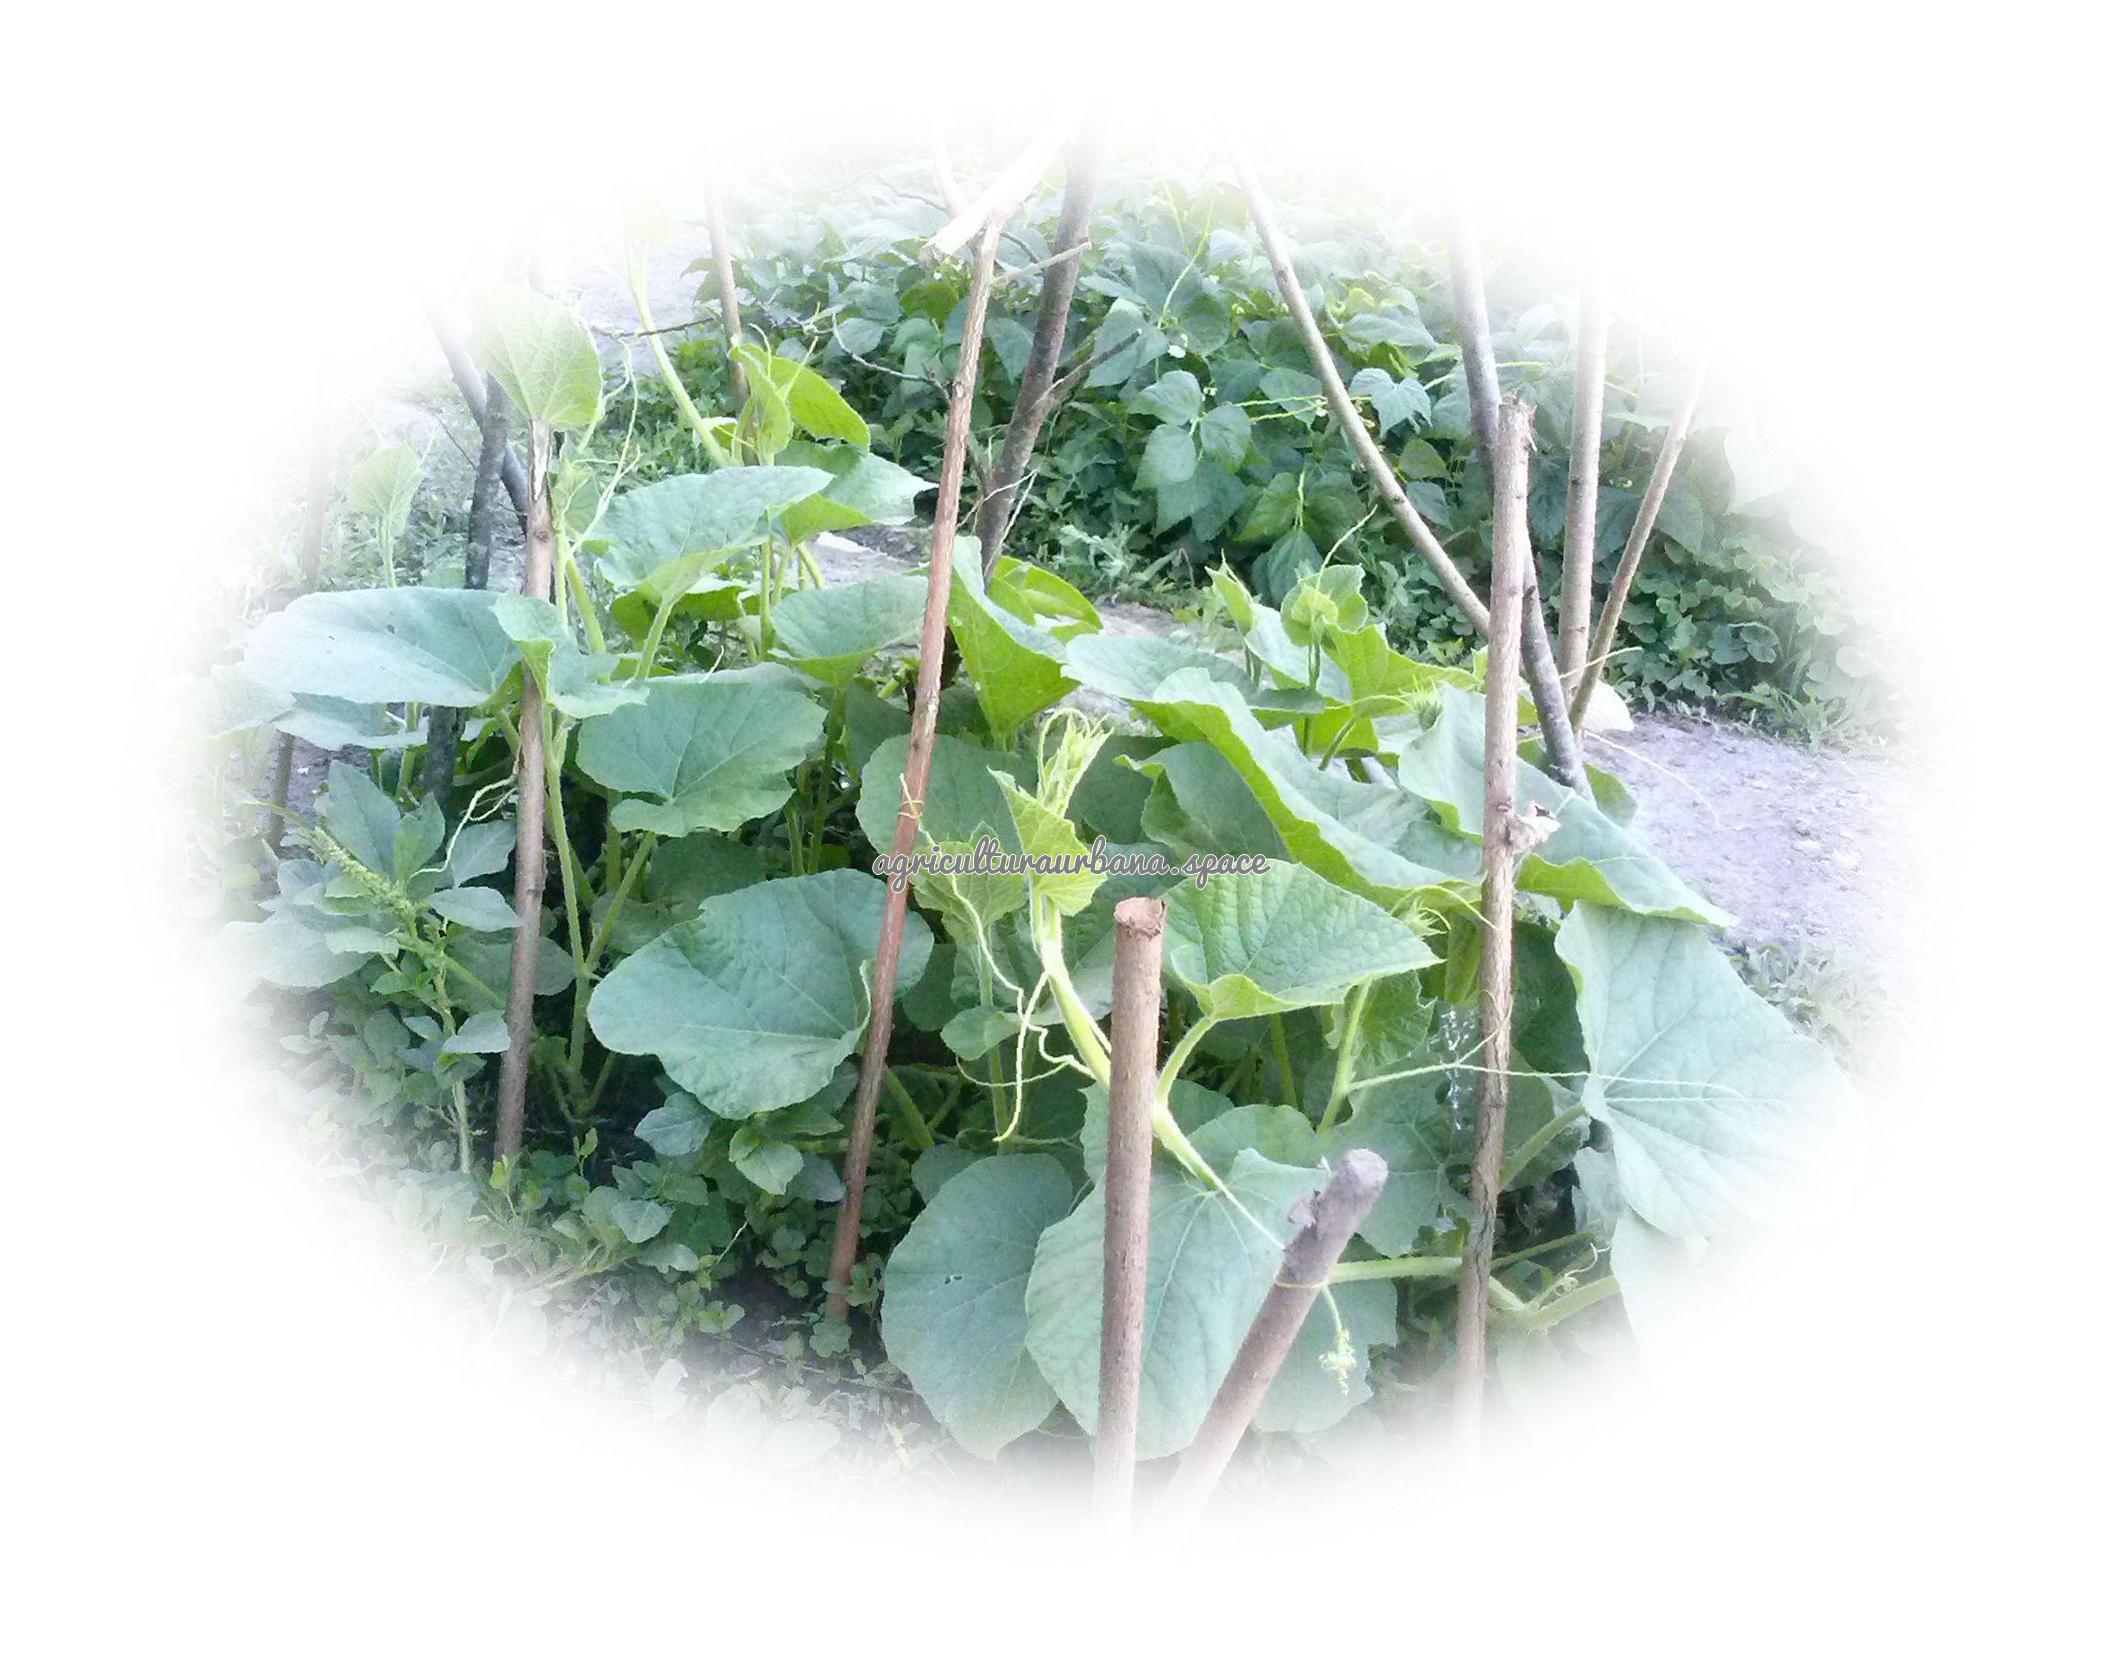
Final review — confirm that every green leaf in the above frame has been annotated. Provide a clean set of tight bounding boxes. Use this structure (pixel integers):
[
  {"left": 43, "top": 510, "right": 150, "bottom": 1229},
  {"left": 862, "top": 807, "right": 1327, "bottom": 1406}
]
[
  {"left": 1198, "top": 403, "right": 1251, "bottom": 466},
  {"left": 1138, "top": 742, "right": 1287, "bottom": 861},
  {"left": 244, "top": 588, "right": 516, "bottom": 708},
  {"left": 1025, "top": 1147, "right": 1323, "bottom": 1459},
  {"left": 1131, "top": 674, "right": 1477, "bottom": 903},
  {"left": 1163, "top": 859, "right": 1436, "bottom": 1019},
  {"left": 1064, "top": 633, "right": 1316, "bottom": 722},
  {"left": 1557, "top": 904, "right": 1849, "bottom": 1239},
  {"left": 1392, "top": 686, "right": 1731, "bottom": 925},
  {"left": 573, "top": 679, "right": 825, "bottom": 837},
  {"left": 468, "top": 284, "right": 602, "bottom": 430},
  {"left": 587, "top": 869, "right": 932, "bottom": 1118},
  {"left": 881, "top": 1155, "right": 1074, "bottom": 1458},
  {"left": 947, "top": 552, "right": 1093, "bottom": 741},
  {"left": 636, "top": 1093, "right": 712, "bottom": 1156},
  {"left": 729, "top": 1130, "right": 804, "bottom": 1196},
  {"left": 491, "top": 594, "right": 647, "bottom": 719},
  {"left": 733, "top": 345, "right": 870, "bottom": 448},
  {"left": 319, "top": 759, "right": 404, "bottom": 874},
  {"left": 1347, "top": 367, "right": 1431, "bottom": 435},
  {"left": 427, "top": 886, "right": 519, "bottom": 931},
  {"left": 778, "top": 443, "right": 933, "bottom": 540},
  {"left": 347, "top": 444, "right": 424, "bottom": 535},
  {"left": 442, "top": 1011, "right": 512, "bottom": 1054},
  {"left": 1138, "top": 423, "right": 1198, "bottom": 488},
  {"left": 1327, "top": 1064, "right": 1462, "bottom": 1256},
  {"left": 770, "top": 574, "right": 926, "bottom": 686},
  {"left": 1130, "top": 370, "right": 1204, "bottom": 424},
  {"left": 596, "top": 467, "right": 833, "bottom": 597}
]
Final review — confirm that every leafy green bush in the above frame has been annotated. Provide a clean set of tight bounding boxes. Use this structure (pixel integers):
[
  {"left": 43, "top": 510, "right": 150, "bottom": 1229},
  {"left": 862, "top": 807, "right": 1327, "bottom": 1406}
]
[
  {"left": 203, "top": 282, "right": 1847, "bottom": 1470},
  {"left": 636, "top": 170, "right": 1887, "bottom": 732}
]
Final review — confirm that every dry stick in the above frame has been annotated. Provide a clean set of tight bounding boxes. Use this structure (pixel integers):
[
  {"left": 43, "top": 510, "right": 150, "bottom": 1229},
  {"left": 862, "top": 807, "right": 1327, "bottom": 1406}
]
[
  {"left": 492, "top": 422, "right": 557, "bottom": 1165},
  {"left": 924, "top": 126, "right": 1073, "bottom": 264},
  {"left": 1095, "top": 896, "right": 1165, "bottom": 1526},
  {"left": 974, "top": 136, "right": 1102, "bottom": 574},
  {"left": 1569, "top": 358, "right": 1710, "bottom": 724},
  {"left": 1445, "top": 211, "right": 1590, "bottom": 799},
  {"left": 1454, "top": 393, "right": 1534, "bottom": 1451},
  {"left": 424, "top": 376, "right": 508, "bottom": 808},
  {"left": 705, "top": 179, "right": 747, "bottom": 411},
  {"left": 1162, "top": 1150, "right": 1389, "bottom": 1514},
  {"left": 1557, "top": 273, "right": 1608, "bottom": 698},
  {"left": 824, "top": 214, "right": 1008, "bottom": 1319},
  {"left": 423, "top": 300, "right": 531, "bottom": 527},
  {"left": 1235, "top": 159, "right": 1489, "bottom": 633}
]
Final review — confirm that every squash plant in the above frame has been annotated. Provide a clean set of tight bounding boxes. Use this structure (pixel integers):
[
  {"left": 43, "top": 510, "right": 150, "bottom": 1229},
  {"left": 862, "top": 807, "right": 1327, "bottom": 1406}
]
[{"left": 210, "top": 290, "right": 1846, "bottom": 1465}]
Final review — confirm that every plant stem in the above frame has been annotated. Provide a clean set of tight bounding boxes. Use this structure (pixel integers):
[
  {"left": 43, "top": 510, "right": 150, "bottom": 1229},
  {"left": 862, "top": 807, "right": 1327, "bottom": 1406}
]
[
  {"left": 1328, "top": 1255, "right": 1462, "bottom": 1284},
  {"left": 1499, "top": 1101, "right": 1589, "bottom": 1189},
  {"left": 1269, "top": 1014, "right": 1299, "bottom": 1109},
  {"left": 1319, "top": 980, "right": 1371, "bottom": 1133},
  {"left": 629, "top": 259, "right": 731, "bottom": 466},
  {"left": 541, "top": 716, "right": 589, "bottom": 1083}
]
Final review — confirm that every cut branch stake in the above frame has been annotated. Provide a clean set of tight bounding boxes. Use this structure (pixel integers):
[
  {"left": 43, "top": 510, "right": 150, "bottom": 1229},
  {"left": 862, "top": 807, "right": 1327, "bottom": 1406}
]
[
  {"left": 425, "top": 373, "right": 508, "bottom": 807},
  {"left": 1236, "top": 157, "right": 1490, "bottom": 633},
  {"left": 1558, "top": 273, "right": 1608, "bottom": 696},
  {"left": 825, "top": 212, "right": 1009, "bottom": 1318},
  {"left": 706, "top": 179, "right": 747, "bottom": 410},
  {"left": 1095, "top": 895, "right": 1164, "bottom": 1525},
  {"left": 492, "top": 421, "right": 556, "bottom": 1165},
  {"left": 922, "top": 127, "right": 1073, "bottom": 265},
  {"left": 423, "top": 300, "right": 530, "bottom": 527},
  {"left": 1570, "top": 356, "right": 1710, "bottom": 723},
  {"left": 1454, "top": 393, "right": 1534, "bottom": 1449},
  {"left": 1445, "top": 209, "right": 1589, "bottom": 798},
  {"left": 975, "top": 136, "right": 1102, "bottom": 573},
  {"left": 1163, "top": 1149, "right": 1389, "bottom": 1514}
]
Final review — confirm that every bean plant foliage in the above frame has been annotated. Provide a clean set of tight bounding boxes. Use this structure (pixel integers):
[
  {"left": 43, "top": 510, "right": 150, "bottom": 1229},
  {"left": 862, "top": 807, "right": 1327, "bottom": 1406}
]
[
  {"left": 201, "top": 248, "right": 1847, "bottom": 1471},
  {"left": 653, "top": 166, "right": 1886, "bottom": 731}
]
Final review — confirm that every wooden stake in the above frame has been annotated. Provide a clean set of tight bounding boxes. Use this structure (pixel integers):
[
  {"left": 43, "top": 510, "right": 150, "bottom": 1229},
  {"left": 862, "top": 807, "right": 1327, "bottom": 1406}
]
[
  {"left": 705, "top": 179, "right": 747, "bottom": 411},
  {"left": 1444, "top": 209, "right": 1590, "bottom": 798},
  {"left": 1569, "top": 357, "right": 1710, "bottom": 724},
  {"left": 975, "top": 136, "right": 1102, "bottom": 574},
  {"left": 1236, "top": 157, "right": 1491, "bottom": 634},
  {"left": 1163, "top": 1149, "right": 1389, "bottom": 1514},
  {"left": 1454, "top": 393, "right": 1534, "bottom": 1449},
  {"left": 424, "top": 373, "right": 507, "bottom": 809},
  {"left": 422, "top": 299, "right": 530, "bottom": 528},
  {"left": 923, "top": 127, "right": 1072, "bottom": 264},
  {"left": 1095, "top": 895, "right": 1164, "bottom": 1525},
  {"left": 1557, "top": 272, "right": 1608, "bottom": 697},
  {"left": 492, "top": 421, "right": 556, "bottom": 1165},
  {"left": 824, "top": 212, "right": 1008, "bottom": 1318}
]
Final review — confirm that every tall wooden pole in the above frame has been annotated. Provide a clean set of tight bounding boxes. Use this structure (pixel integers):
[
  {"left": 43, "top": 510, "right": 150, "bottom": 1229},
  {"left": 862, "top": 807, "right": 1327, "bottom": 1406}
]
[{"left": 1557, "top": 273, "right": 1608, "bottom": 695}]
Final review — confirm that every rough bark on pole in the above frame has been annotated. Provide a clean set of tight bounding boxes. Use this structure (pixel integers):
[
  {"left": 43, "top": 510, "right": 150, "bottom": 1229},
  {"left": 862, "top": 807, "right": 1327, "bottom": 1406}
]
[
  {"left": 1569, "top": 358, "right": 1710, "bottom": 724},
  {"left": 1163, "top": 1149, "right": 1389, "bottom": 1514},
  {"left": 1235, "top": 157, "right": 1491, "bottom": 634},
  {"left": 1095, "top": 895, "right": 1164, "bottom": 1525},
  {"left": 923, "top": 126, "right": 1072, "bottom": 264},
  {"left": 491, "top": 422, "right": 557, "bottom": 1164},
  {"left": 1558, "top": 275, "right": 1608, "bottom": 697},
  {"left": 974, "top": 137, "right": 1102, "bottom": 574},
  {"left": 1444, "top": 209, "right": 1590, "bottom": 798},
  {"left": 1454, "top": 394, "right": 1534, "bottom": 1449},
  {"left": 705, "top": 180, "right": 747, "bottom": 411},
  {"left": 824, "top": 214, "right": 1008, "bottom": 1318},
  {"left": 422, "top": 300, "right": 531, "bottom": 527},
  {"left": 424, "top": 375, "right": 508, "bottom": 807}
]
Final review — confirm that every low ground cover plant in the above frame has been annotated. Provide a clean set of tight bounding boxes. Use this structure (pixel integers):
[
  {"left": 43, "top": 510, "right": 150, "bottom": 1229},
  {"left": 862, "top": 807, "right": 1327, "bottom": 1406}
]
[{"left": 199, "top": 178, "right": 1849, "bottom": 1472}]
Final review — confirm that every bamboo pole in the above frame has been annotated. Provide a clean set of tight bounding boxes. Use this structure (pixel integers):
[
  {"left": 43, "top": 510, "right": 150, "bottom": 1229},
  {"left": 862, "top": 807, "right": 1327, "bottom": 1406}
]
[
  {"left": 1444, "top": 209, "right": 1589, "bottom": 798},
  {"left": 1235, "top": 157, "right": 1491, "bottom": 633},
  {"left": 975, "top": 137, "right": 1102, "bottom": 573},
  {"left": 1454, "top": 394, "right": 1534, "bottom": 1448},
  {"left": 824, "top": 212, "right": 1008, "bottom": 1318},
  {"left": 705, "top": 179, "right": 747, "bottom": 411},
  {"left": 1558, "top": 273, "right": 1608, "bottom": 696},
  {"left": 1162, "top": 1149, "right": 1389, "bottom": 1514},
  {"left": 492, "top": 421, "right": 556, "bottom": 1164},
  {"left": 1569, "top": 358, "right": 1710, "bottom": 723},
  {"left": 1095, "top": 896, "right": 1164, "bottom": 1525}
]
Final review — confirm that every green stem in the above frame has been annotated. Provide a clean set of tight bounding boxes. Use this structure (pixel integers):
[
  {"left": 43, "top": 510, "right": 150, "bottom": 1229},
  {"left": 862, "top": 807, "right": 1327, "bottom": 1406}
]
[
  {"left": 569, "top": 832, "right": 656, "bottom": 1072},
  {"left": 630, "top": 265, "right": 731, "bottom": 466},
  {"left": 633, "top": 585, "right": 684, "bottom": 679},
  {"left": 1328, "top": 1256, "right": 1462, "bottom": 1284},
  {"left": 882, "top": 1068, "right": 934, "bottom": 1151},
  {"left": 541, "top": 717, "right": 589, "bottom": 1080},
  {"left": 1500, "top": 1101, "right": 1590, "bottom": 1189},
  {"left": 1514, "top": 1274, "right": 1619, "bottom": 1332},
  {"left": 1269, "top": 1014, "right": 1299, "bottom": 1109},
  {"left": 1319, "top": 981, "right": 1370, "bottom": 1133}
]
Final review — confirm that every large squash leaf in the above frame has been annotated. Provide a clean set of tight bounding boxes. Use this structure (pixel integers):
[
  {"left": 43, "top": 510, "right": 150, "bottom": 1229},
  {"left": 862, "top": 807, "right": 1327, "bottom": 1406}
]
[
  {"left": 777, "top": 442, "right": 932, "bottom": 541},
  {"left": 771, "top": 574, "right": 926, "bottom": 686},
  {"left": 1064, "top": 633, "right": 1317, "bottom": 723},
  {"left": 948, "top": 551, "right": 1095, "bottom": 740},
  {"left": 492, "top": 594, "right": 646, "bottom": 719},
  {"left": 573, "top": 679, "right": 824, "bottom": 837},
  {"left": 880, "top": 1155, "right": 1073, "bottom": 1458},
  {"left": 596, "top": 467, "right": 832, "bottom": 598},
  {"left": 587, "top": 869, "right": 931, "bottom": 1118},
  {"left": 1163, "top": 858, "right": 1437, "bottom": 1019},
  {"left": 1557, "top": 904, "right": 1848, "bottom": 1239},
  {"left": 244, "top": 588, "right": 516, "bottom": 707},
  {"left": 1392, "top": 686, "right": 1731, "bottom": 925}
]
